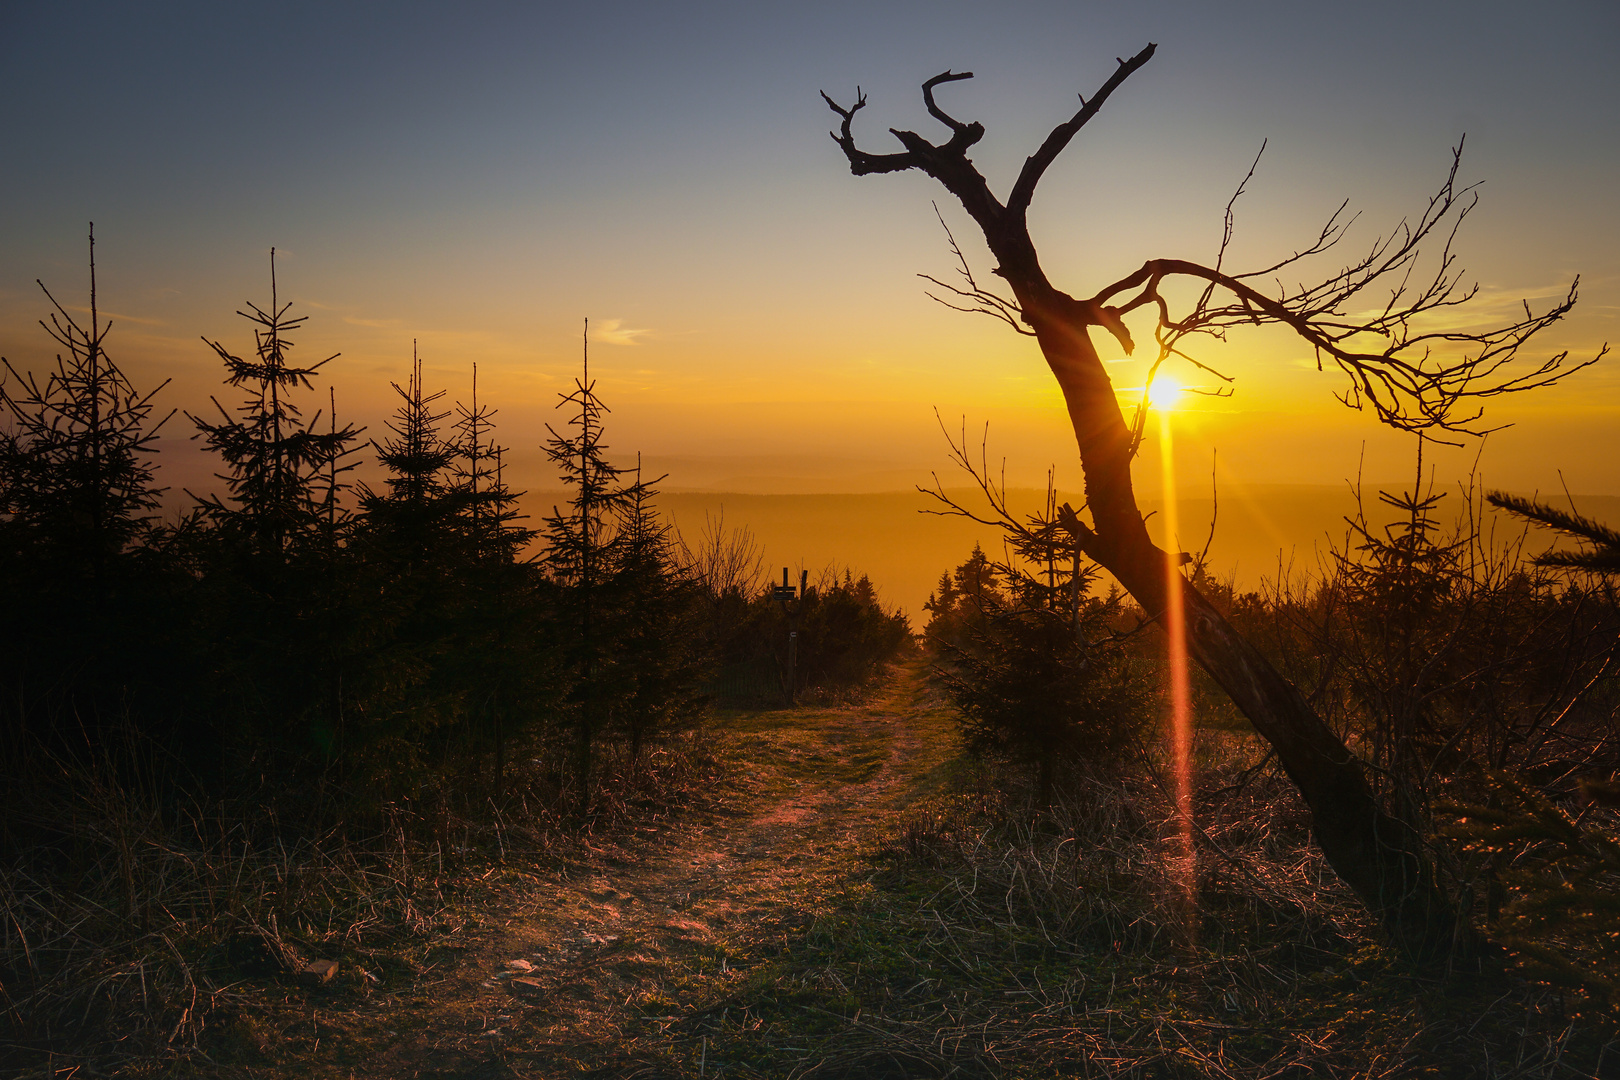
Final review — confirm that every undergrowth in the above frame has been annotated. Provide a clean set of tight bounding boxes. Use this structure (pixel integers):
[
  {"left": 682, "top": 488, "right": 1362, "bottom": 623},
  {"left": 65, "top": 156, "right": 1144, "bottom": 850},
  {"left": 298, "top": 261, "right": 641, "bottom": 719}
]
[
  {"left": 631, "top": 740, "right": 1619, "bottom": 1079},
  {"left": 0, "top": 730, "right": 726, "bottom": 1079}
]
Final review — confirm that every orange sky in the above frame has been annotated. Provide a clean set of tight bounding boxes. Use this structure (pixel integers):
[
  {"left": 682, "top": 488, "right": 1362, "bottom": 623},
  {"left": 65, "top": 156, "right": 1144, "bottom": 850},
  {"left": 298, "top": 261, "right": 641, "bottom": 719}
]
[{"left": 2, "top": 2, "right": 1617, "bottom": 611}]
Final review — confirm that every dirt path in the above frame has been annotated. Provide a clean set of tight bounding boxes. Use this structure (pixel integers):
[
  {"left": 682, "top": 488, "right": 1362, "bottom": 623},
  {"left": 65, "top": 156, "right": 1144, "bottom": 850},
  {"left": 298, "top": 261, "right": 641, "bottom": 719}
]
[{"left": 351, "top": 667, "right": 954, "bottom": 1079}]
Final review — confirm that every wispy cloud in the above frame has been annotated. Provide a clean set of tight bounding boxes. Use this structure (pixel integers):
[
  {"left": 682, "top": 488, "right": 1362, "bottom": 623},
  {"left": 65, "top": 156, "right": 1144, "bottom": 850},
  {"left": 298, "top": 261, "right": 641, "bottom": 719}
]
[
  {"left": 343, "top": 315, "right": 401, "bottom": 329},
  {"left": 591, "top": 318, "right": 650, "bottom": 346},
  {"left": 64, "top": 305, "right": 165, "bottom": 327}
]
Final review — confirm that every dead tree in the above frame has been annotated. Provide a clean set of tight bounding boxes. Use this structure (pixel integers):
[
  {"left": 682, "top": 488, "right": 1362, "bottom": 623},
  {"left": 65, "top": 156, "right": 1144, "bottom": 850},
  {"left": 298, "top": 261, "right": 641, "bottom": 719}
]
[{"left": 823, "top": 44, "right": 1605, "bottom": 965}]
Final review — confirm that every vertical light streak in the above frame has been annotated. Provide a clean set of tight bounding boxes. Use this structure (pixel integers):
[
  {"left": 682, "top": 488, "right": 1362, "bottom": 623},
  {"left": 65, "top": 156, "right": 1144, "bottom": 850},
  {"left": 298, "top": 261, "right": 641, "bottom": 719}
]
[{"left": 1158, "top": 410, "right": 1198, "bottom": 939}]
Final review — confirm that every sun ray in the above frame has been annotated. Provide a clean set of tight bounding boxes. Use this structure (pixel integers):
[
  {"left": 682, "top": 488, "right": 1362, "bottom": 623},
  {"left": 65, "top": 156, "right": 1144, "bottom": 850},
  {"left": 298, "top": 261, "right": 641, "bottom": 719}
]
[{"left": 1158, "top": 411, "right": 1198, "bottom": 943}]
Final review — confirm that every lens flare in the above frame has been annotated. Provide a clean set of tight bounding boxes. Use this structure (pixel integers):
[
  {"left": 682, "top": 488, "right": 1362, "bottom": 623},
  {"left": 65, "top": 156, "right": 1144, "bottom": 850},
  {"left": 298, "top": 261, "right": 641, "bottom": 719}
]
[{"left": 1158, "top": 409, "right": 1198, "bottom": 943}]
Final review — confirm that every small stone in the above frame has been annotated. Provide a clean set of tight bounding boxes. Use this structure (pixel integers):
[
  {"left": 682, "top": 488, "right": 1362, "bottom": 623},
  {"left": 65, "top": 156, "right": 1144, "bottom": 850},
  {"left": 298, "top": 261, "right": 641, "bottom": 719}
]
[
  {"left": 303, "top": 959, "right": 339, "bottom": 985},
  {"left": 509, "top": 977, "right": 544, "bottom": 995},
  {"left": 505, "top": 958, "right": 535, "bottom": 974}
]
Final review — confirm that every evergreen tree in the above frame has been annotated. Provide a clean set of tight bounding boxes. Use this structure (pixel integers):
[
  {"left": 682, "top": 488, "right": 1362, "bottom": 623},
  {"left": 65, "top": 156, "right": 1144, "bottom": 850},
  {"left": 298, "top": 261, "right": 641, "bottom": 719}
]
[
  {"left": 331, "top": 345, "right": 463, "bottom": 773},
  {"left": 609, "top": 458, "right": 709, "bottom": 759},
  {"left": 921, "top": 543, "right": 1000, "bottom": 651},
  {"left": 538, "top": 321, "right": 649, "bottom": 811},
  {"left": 359, "top": 343, "right": 458, "bottom": 562},
  {"left": 0, "top": 227, "right": 171, "bottom": 591},
  {"left": 445, "top": 363, "right": 544, "bottom": 786},
  {"left": 375, "top": 345, "right": 453, "bottom": 502},
  {"left": 186, "top": 252, "right": 362, "bottom": 767},
  {"left": 0, "top": 227, "right": 176, "bottom": 743},
  {"left": 789, "top": 568, "right": 912, "bottom": 693},
  {"left": 930, "top": 541, "right": 1151, "bottom": 810},
  {"left": 450, "top": 362, "right": 532, "bottom": 561},
  {"left": 189, "top": 250, "right": 361, "bottom": 566}
]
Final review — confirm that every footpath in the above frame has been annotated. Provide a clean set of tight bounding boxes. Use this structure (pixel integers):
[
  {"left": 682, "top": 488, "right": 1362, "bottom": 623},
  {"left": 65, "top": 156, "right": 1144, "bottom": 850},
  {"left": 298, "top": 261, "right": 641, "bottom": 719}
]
[{"left": 264, "top": 669, "right": 954, "bottom": 1079}]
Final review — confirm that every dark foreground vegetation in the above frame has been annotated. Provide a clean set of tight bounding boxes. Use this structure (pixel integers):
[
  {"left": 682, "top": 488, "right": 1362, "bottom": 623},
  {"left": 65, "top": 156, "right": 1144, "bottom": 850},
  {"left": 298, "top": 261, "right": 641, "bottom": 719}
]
[
  {"left": 920, "top": 453, "right": 1620, "bottom": 1023},
  {"left": 0, "top": 240, "right": 911, "bottom": 1076},
  {"left": 606, "top": 480, "right": 1620, "bottom": 1076},
  {"left": 697, "top": 725, "right": 1616, "bottom": 1078}
]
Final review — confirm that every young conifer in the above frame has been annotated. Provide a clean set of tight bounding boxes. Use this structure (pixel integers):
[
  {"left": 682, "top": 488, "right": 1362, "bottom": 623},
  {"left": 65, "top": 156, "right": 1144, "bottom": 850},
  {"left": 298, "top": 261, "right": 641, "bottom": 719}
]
[
  {"left": 539, "top": 320, "right": 649, "bottom": 811},
  {"left": 189, "top": 251, "right": 360, "bottom": 565},
  {"left": 0, "top": 227, "right": 175, "bottom": 742},
  {"left": 360, "top": 343, "right": 457, "bottom": 562},
  {"left": 450, "top": 362, "right": 532, "bottom": 560},
  {"left": 0, "top": 226, "right": 171, "bottom": 589},
  {"left": 609, "top": 457, "right": 708, "bottom": 759}
]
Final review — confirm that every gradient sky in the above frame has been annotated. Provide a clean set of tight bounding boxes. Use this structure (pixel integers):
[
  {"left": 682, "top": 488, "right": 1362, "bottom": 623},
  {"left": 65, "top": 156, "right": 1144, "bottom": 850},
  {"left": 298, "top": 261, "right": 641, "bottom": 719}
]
[{"left": 3, "top": 1, "right": 1617, "bottom": 512}]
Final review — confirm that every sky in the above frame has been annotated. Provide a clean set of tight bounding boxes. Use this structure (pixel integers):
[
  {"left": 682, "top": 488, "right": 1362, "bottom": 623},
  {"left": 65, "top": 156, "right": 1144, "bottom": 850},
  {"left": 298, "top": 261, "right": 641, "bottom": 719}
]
[{"left": 2, "top": 1, "right": 1618, "bottom": 580}]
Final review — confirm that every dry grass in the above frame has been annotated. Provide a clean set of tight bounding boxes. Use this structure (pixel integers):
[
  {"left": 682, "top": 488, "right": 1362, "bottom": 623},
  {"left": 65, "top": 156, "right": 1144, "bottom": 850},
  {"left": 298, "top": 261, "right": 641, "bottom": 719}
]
[
  {"left": 612, "top": 718, "right": 1619, "bottom": 1079},
  {"left": 0, "top": 730, "right": 726, "bottom": 1079},
  {"left": 6, "top": 671, "right": 1619, "bottom": 1078}
]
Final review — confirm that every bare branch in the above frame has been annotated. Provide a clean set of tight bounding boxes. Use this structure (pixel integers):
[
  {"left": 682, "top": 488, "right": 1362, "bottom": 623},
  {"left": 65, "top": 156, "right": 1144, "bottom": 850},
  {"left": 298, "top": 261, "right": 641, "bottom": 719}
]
[
  {"left": 918, "top": 412, "right": 1105, "bottom": 599},
  {"left": 919, "top": 204, "right": 1035, "bottom": 335},
  {"left": 1091, "top": 145, "right": 1606, "bottom": 439},
  {"left": 920, "top": 70, "right": 984, "bottom": 152},
  {"left": 820, "top": 88, "right": 918, "bottom": 175},
  {"left": 1007, "top": 43, "right": 1157, "bottom": 217}
]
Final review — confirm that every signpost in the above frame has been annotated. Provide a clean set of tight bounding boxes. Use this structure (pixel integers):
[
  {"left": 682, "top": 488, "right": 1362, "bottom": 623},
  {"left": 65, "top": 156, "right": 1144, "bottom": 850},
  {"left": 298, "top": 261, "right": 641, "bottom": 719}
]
[{"left": 772, "top": 567, "right": 808, "bottom": 705}]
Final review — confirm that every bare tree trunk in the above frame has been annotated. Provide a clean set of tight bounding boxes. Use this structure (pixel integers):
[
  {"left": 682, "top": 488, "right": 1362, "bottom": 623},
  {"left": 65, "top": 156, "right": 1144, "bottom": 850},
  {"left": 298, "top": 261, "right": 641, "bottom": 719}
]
[
  {"left": 1019, "top": 291, "right": 1474, "bottom": 964},
  {"left": 812, "top": 46, "right": 1565, "bottom": 963}
]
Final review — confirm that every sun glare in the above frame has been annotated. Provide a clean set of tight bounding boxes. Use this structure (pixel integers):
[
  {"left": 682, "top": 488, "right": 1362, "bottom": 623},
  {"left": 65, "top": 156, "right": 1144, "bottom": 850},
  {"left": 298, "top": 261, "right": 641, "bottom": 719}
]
[{"left": 1148, "top": 375, "right": 1182, "bottom": 412}]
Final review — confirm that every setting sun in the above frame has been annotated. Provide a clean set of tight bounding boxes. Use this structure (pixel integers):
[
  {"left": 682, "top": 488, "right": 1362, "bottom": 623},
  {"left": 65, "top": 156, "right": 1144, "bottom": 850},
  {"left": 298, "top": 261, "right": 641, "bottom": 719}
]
[{"left": 1148, "top": 374, "right": 1183, "bottom": 411}]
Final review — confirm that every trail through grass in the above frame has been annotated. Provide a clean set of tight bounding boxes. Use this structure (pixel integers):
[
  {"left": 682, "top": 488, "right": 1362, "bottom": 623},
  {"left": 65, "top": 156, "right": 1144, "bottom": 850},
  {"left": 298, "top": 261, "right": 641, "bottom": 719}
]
[{"left": 183, "top": 665, "right": 1612, "bottom": 1079}]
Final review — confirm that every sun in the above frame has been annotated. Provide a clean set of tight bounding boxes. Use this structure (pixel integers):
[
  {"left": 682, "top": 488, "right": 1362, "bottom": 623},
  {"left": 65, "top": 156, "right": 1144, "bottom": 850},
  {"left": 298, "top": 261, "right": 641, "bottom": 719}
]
[{"left": 1147, "top": 375, "right": 1183, "bottom": 412}]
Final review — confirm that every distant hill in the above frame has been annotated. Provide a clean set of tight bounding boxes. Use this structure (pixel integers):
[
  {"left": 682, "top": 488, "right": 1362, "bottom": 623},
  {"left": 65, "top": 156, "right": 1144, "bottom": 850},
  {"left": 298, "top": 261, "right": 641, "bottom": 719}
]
[{"left": 526, "top": 485, "right": 1620, "bottom": 624}]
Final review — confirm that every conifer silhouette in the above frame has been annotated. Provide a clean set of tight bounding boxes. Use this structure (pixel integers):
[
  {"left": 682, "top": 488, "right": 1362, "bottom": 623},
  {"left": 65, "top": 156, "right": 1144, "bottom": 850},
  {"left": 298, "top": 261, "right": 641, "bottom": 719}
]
[
  {"left": 373, "top": 344, "right": 453, "bottom": 502},
  {"left": 0, "top": 226, "right": 176, "bottom": 744},
  {"left": 539, "top": 320, "right": 651, "bottom": 811},
  {"left": 450, "top": 363, "right": 532, "bottom": 560},
  {"left": 610, "top": 457, "right": 706, "bottom": 759},
  {"left": 1487, "top": 491, "right": 1620, "bottom": 573},
  {"left": 359, "top": 343, "right": 458, "bottom": 564},
  {"left": 189, "top": 250, "right": 360, "bottom": 565},
  {"left": 0, "top": 226, "right": 171, "bottom": 589}
]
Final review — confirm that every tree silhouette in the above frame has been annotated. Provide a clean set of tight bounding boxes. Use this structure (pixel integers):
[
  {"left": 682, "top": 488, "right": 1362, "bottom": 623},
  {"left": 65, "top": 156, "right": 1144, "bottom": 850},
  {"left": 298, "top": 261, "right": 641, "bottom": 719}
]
[
  {"left": 189, "top": 250, "right": 361, "bottom": 565},
  {"left": 0, "top": 226, "right": 171, "bottom": 591},
  {"left": 609, "top": 458, "right": 708, "bottom": 760},
  {"left": 184, "top": 252, "right": 363, "bottom": 769},
  {"left": 921, "top": 457, "right": 1150, "bottom": 810},
  {"left": 359, "top": 343, "right": 460, "bottom": 575},
  {"left": 372, "top": 344, "right": 454, "bottom": 507},
  {"left": 933, "top": 562, "right": 1148, "bottom": 811},
  {"left": 0, "top": 226, "right": 175, "bottom": 743},
  {"left": 539, "top": 321, "right": 652, "bottom": 811},
  {"left": 450, "top": 362, "right": 531, "bottom": 561},
  {"left": 823, "top": 47, "right": 1606, "bottom": 964}
]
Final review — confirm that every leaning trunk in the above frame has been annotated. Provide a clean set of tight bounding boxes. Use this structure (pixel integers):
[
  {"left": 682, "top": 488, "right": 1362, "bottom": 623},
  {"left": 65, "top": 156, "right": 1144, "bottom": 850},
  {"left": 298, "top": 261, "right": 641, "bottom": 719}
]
[
  {"left": 1021, "top": 293, "right": 1476, "bottom": 965},
  {"left": 819, "top": 54, "right": 1487, "bottom": 961}
]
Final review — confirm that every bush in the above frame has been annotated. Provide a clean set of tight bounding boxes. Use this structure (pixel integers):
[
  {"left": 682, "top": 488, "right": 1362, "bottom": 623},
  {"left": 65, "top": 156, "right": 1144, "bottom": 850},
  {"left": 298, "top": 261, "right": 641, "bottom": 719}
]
[{"left": 925, "top": 546, "right": 1155, "bottom": 807}]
